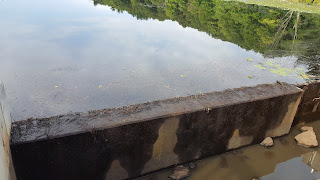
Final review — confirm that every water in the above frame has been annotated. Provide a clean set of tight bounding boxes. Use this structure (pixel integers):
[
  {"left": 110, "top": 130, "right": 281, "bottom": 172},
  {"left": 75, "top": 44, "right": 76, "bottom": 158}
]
[
  {"left": 141, "top": 120, "right": 320, "bottom": 180},
  {"left": 0, "top": 0, "right": 319, "bottom": 121}
]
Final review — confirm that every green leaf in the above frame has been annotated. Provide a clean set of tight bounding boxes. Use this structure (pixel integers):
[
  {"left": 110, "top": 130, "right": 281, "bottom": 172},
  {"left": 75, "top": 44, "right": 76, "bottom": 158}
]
[
  {"left": 246, "top": 58, "right": 252, "bottom": 61},
  {"left": 270, "top": 68, "right": 289, "bottom": 76},
  {"left": 283, "top": 68, "right": 294, "bottom": 72},
  {"left": 254, "top": 65, "right": 267, "bottom": 69},
  {"left": 264, "top": 61, "right": 275, "bottom": 66}
]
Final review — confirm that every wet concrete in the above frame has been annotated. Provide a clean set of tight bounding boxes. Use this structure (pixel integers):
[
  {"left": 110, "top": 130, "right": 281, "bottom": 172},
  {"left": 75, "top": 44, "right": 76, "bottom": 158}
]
[
  {"left": 141, "top": 120, "right": 320, "bottom": 180},
  {"left": 294, "top": 81, "right": 320, "bottom": 124},
  {"left": 0, "top": 83, "right": 16, "bottom": 180},
  {"left": 1, "top": 0, "right": 319, "bottom": 179},
  {"left": 10, "top": 83, "right": 303, "bottom": 180}
]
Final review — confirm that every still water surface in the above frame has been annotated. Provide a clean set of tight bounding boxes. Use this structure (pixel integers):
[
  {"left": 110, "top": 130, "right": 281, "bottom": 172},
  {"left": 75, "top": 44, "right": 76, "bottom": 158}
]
[
  {"left": 141, "top": 120, "right": 320, "bottom": 180},
  {"left": 0, "top": 0, "right": 319, "bottom": 120}
]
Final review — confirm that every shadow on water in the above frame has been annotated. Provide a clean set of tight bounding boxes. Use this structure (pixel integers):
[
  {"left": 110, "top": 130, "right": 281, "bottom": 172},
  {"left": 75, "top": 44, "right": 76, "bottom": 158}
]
[{"left": 140, "top": 120, "right": 320, "bottom": 180}]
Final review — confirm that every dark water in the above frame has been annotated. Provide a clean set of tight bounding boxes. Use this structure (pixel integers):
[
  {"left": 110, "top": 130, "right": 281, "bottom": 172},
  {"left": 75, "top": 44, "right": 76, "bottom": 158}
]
[
  {"left": 0, "top": 0, "right": 319, "bottom": 121},
  {"left": 141, "top": 120, "right": 320, "bottom": 180}
]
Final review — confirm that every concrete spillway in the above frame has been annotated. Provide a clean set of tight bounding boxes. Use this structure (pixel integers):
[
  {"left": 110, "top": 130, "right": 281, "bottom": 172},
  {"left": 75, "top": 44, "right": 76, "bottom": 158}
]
[
  {"left": 8, "top": 81, "right": 320, "bottom": 180},
  {"left": 1, "top": 0, "right": 320, "bottom": 179}
]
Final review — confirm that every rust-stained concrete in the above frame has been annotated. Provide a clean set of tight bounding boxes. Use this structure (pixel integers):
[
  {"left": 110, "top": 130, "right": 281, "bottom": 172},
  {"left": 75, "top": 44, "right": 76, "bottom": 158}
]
[
  {"left": 10, "top": 83, "right": 303, "bottom": 180},
  {"left": 0, "top": 83, "right": 16, "bottom": 180}
]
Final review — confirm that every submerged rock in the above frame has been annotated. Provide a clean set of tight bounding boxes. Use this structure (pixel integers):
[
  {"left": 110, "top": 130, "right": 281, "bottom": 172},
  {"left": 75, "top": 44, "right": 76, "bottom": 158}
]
[
  {"left": 260, "top": 137, "right": 273, "bottom": 147},
  {"left": 300, "top": 126, "right": 314, "bottom": 132},
  {"left": 169, "top": 165, "right": 190, "bottom": 180},
  {"left": 189, "top": 162, "right": 196, "bottom": 169},
  {"left": 279, "top": 138, "right": 288, "bottom": 145},
  {"left": 251, "top": 177, "right": 260, "bottom": 180},
  {"left": 295, "top": 130, "right": 318, "bottom": 148}
]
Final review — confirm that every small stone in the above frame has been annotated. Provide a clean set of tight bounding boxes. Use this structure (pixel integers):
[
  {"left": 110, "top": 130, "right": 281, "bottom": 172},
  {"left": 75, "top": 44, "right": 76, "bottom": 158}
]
[
  {"left": 251, "top": 177, "right": 260, "bottom": 180},
  {"left": 189, "top": 162, "right": 196, "bottom": 169},
  {"left": 300, "top": 126, "right": 313, "bottom": 132},
  {"left": 295, "top": 130, "right": 318, "bottom": 148},
  {"left": 260, "top": 137, "right": 273, "bottom": 147},
  {"left": 169, "top": 165, "right": 190, "bottom": 180}
]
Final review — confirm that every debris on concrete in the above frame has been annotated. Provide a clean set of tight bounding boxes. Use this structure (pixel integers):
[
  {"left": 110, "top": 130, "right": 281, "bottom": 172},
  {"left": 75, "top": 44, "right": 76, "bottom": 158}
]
[
  {"left": 169, "top": 165, "right": 190, "bottom": 180},
  {"left": 300, "top": 126, "right": 313, "bottom": 132},
  {"left": 295, "top": 130, "right": 318, "bottom": 148},
  {"left": 251, "top": 177, "right": 260, "bottom": 180},
  {"left": 189, "top": 162, "right": 196, "bottom": 169},
  {"left": 260, "top": 137, "right": 273, "bottom": 147}
]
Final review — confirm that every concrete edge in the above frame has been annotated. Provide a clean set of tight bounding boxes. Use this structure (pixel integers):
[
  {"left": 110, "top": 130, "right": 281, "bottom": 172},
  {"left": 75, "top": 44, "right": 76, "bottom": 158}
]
[
  {"left": 0, "top": 82, "right": 16, "bottom": 180},
  {"left": 0, "top": 83, "right": 12, "bottom": 135},
  {"left": 11, "top": 82, "right": 303, "bottom": 145}
]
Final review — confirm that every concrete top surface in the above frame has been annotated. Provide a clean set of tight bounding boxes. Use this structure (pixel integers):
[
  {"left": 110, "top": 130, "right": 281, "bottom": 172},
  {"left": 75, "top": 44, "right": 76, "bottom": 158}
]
[
  {"left": 0, "top": 0, "right": 319, "bottom": 121},
  {"left": 11, "top": 82, "right": 303, "bottom": 144}
]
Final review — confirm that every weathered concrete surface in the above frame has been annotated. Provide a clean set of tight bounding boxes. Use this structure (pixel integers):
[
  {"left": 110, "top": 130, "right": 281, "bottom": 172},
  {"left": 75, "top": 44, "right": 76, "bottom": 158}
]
[
  {"left": 294, "top": 81, "right": 320, "bottom": 125},
  {"left": 11, "top": 83, "right": 303, "bottom": 180},
  {"left": 0, "top": 83, "right": 16, "bottom": 180}
]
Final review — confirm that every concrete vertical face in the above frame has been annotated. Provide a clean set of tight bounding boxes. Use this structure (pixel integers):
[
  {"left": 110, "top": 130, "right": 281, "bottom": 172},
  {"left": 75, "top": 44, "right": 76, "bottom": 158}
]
[
  {"left": 11, "top": 83, "right": 303, "bottom": 180},
  {"left": 294, "top": 81, "right": 320, "bottom": 125},
  {"left": 0, "top": 83, "right": 16, "bottom": 180}
]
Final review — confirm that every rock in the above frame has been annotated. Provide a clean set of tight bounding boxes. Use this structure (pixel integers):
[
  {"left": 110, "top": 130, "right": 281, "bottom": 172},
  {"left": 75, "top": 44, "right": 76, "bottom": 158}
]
[
  {"left": 251, "top": 177, "right": 260, "bottom": 180},
  {"left": 295, "top": 130, "right": 318, "bottom": 148},
  {"left": 188, "top": 162, "right": 196, "bottom": 169},
  {"left": 260, "top": 137, "right": 273, "bottom": 147},
  {"left": 169, "top": 165, "right": 190, "bottom": 180},
  {"left": 300, "top": 126, "right": 313, "bottom": 132}
]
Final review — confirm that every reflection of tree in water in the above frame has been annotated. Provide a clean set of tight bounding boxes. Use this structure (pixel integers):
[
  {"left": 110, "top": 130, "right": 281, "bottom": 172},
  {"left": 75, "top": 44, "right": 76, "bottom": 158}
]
[
  {"left": 267, "top": 9, "right": 320, "bottom": 75},
  {"left": 269, "top": 10, "right": 294, "bottom": 49},
  {"left": 296, "top": 39, "right": 320, "bottom": 75},
  {"left": 94, "top": 0, "right": 320, "bottom": 75},
  {"left": 138, "top": 0, "right": 167, "bottom": 8}
]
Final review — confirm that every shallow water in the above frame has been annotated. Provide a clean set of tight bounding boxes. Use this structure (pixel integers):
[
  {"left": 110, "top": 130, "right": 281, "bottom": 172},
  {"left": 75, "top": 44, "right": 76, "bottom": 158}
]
[
  {"left": 140, "top": 120, "right": 320, "bottom": 180},
  {"left": 0, "top": 0, "right": 319, "bottom": 121}
]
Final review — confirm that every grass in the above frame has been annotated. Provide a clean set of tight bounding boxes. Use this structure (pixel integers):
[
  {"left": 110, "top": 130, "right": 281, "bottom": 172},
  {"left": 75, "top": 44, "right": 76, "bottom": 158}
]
[{"left": 227, "top": 0, "right": 320, "bottom": 14}]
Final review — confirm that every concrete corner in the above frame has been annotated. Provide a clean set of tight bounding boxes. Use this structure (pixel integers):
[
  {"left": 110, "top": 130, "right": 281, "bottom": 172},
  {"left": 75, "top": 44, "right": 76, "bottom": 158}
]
[{"left": 0, "top": 83, "right": 16, "bottom": 180}]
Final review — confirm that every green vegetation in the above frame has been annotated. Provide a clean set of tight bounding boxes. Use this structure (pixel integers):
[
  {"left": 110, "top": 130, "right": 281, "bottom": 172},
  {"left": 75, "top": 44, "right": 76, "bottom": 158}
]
[
  {"left": 252, "top": 60, "right": 310, "bottom": 79},
  {"left": 234, "top": 0, "right": 320, "bottom": 14},
  {"left": 93, "top": 0, "right": 320, "bottom": 75}
]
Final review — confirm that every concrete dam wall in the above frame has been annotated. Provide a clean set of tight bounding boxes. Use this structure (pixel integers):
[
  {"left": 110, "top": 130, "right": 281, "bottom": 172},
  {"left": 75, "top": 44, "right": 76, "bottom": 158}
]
[
  {"left": 294, "top": 81, "right": 320, "bottom": 125},
  {"left": 0, "top": 83, "right": 16, "bottom": 180},
  {"left": 10, "top": 81, "right": 320, "bottom": 180}
]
